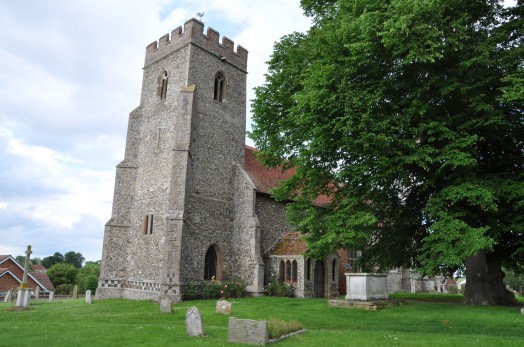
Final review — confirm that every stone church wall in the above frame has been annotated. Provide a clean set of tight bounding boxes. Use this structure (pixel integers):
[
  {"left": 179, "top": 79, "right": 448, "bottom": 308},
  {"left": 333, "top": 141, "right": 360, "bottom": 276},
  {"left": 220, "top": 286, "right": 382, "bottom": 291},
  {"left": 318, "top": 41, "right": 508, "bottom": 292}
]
[{"left": 255, "top": 194, "right": 292, "bottom": 255}]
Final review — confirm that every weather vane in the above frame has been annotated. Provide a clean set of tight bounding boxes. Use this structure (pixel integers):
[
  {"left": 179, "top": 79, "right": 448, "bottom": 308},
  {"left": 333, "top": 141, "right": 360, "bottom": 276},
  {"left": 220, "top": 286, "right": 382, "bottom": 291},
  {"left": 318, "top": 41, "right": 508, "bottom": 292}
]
[{"left": 196, "top": 12, "right": 204, "bottom": 20}]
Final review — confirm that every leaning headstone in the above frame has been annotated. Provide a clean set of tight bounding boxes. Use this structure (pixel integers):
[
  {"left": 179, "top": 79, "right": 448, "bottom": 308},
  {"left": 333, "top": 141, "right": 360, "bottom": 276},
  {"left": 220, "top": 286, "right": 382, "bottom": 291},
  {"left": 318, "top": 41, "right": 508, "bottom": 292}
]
[
  {"left": 85, "top": 290, "right": 92, "bottom": 304},
  {"left": 72, "top": 285, "right": 78, "bottom": 299},
  {"left": 160, "top": 297, "right": 172, "bottom": 313},
  {"left": 34, "top": 286, "right": 40, "bottom": 299},
  {"left": 216, "top": 300, "right": 232, "bottom": 315},
  {"left": 186, "top": 306, "right": 205, "bottom": 337},
  {"left": 48, "top": 291, "right": 54, "bottom": 302},
  {"left": 4, "top": 290, "right": 12, "bottom": 302},
  {"left": 228, "top": 317, "right": 269, "bottom": 345}
]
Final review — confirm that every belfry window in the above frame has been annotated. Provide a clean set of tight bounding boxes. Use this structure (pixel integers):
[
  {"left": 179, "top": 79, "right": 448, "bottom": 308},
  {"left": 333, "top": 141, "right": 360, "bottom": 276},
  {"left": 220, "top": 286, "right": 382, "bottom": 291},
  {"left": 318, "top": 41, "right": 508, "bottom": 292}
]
[
  {"left": 142, "top": 214, "right": 154, "bottom": 235},
  {"left": 157, "top": 70, "right": 168, "bottom": 100},
  {"left": 204, "top": 246, "right": 218, "bottom": 280},
  {"left": 213, "top": 72, "right": 226, "bottom": 102}
]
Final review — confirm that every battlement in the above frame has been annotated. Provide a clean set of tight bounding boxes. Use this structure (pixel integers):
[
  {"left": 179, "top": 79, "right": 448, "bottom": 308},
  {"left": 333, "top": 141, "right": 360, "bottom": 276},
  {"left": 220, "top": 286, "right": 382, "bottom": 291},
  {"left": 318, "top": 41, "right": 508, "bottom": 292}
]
[{"left": 144, "top": 18, "right": 248, "bottom": 71}]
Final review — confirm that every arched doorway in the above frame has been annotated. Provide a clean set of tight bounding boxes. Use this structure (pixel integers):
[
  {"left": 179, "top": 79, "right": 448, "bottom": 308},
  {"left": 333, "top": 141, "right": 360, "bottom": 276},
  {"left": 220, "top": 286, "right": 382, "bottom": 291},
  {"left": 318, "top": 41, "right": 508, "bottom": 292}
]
[
  {"left": 204, "top": 246, "right": 217, "bottom": 280},
  {"left": 314, "top": 260, "right": 325, "bottom": 298}
]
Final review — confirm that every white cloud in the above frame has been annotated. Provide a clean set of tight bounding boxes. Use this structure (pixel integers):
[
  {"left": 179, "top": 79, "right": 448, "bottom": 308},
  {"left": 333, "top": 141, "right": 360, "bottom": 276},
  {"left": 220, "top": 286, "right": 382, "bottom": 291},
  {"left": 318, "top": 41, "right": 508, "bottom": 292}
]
[{"left": 0, "top": 0, "right": 308, "bottom": 262}]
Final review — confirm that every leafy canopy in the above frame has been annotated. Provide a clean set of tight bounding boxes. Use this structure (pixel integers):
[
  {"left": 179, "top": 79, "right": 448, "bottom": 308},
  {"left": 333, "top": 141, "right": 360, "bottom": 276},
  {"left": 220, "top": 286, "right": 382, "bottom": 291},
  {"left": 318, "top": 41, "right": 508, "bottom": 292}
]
[{"left": 250, "top": 0, "right": 523, "bottom": 275}]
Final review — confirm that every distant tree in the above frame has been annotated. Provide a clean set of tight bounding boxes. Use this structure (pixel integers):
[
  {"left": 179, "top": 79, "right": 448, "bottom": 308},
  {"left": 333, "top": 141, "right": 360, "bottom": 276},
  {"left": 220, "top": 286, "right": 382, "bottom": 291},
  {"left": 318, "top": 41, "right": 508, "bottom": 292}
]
[
  {"left": 41, "top": 252, "right": 64, "bottom": 269},
  {"left": 64, "top": 251, "right": 85, "bottom": 269},
  {"left": 76, "top": 261, "right": 100, "bottom": 292},
  {"left": 47, "top": 263, "right": 77, "bottom": 286},
  {"left": 14, "top": 255, "right": 34, "bottom": 271},
  {"left": 15, "top": 255, "right": 25, "bottom": 265},
  {"left": 32, "top": 257, "right": 41, "bottom": 265}
]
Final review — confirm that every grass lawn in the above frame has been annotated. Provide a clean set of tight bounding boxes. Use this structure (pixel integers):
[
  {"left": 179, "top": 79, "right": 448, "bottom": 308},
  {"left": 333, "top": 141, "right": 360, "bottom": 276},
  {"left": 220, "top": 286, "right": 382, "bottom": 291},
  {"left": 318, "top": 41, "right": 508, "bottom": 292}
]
[{"left": 1, "top": 295, "right": 523, "bottom": 347}]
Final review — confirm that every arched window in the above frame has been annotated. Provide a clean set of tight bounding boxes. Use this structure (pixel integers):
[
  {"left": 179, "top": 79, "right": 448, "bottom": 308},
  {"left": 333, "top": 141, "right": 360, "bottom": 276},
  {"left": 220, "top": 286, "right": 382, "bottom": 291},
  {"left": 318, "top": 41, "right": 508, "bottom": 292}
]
[
  {"left": 306, "top": 258, "right": 311, "bottom": 281},
  {"left": 214, "top": 72, "right": 226, "bottom": 102},
  {"left": 142, "top": 214, "right": 153, "bottom": 235},
  {"left": 157, "top": 70, "right": 168, "bottom": 100},
  {"left": 332, "top": 259, "right": 337, "bottom": 281},
  {"left": 204, "top": 246, "right": 217, "bottom": 280},
  {"left": 291, "top": 260, "right": 298, "bottom": 282},
  {"left": 279, "top": 260, "right": 285, "bottom": 281},
  {"left": 285, "top": 260, "right": 291, "bottom": 282}
]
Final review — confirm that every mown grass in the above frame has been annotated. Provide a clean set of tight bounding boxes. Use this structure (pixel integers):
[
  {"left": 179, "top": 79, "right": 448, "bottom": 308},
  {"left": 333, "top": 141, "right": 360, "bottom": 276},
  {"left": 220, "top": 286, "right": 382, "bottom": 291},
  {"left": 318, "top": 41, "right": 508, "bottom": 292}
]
[{"left": 1, "top": 294, "right": 523, "bottom": 347}]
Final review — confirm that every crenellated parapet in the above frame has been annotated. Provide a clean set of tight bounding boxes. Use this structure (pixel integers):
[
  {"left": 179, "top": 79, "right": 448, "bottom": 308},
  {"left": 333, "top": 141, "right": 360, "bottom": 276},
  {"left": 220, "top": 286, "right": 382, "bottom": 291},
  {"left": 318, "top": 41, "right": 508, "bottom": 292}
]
[{"left": 145, "top": 18, "right": 248, "bottom": 71}]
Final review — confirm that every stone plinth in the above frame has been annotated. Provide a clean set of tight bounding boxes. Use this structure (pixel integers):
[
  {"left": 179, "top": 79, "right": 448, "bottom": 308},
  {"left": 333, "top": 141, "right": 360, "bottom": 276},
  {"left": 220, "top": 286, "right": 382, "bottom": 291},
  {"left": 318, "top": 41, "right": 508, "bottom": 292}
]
[
  {"left": 228, "top": 317, "right": 268, "bottom": 345},
  {"left": 346, "top": 273, "right": 388, "bottom": 301},
  {"left": 16, "top": 288, "right": 31, "bottom": 307}
]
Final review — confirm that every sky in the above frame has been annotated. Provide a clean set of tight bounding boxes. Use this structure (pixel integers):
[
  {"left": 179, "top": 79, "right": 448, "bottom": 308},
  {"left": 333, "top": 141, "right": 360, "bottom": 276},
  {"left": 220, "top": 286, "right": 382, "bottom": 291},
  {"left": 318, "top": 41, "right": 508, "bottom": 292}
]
[
  {"left": 0, "top": 0, "right": 312, "bottom": 262},
  {"left": 0, "top": 0, "right": 517, "bottom": 264}
]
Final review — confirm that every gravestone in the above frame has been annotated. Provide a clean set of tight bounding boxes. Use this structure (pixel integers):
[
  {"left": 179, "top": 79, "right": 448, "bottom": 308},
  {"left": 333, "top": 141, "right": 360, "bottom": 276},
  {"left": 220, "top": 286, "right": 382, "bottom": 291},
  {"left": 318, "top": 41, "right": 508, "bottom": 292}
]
[
  {"left": 4, "top": 290, "right": 12, "bottom": 302},
  {"left": 521, "top": 307, "right": 524, "bottom": 315},
  {"left": 216, "top": 300, "right": 232, "bottom": 315},
  {"left": 49, "top": 291, "right": 54, "bottom": 302},
  {"left": 34, "top": 286, "right": 40, "bottom": 300},
  {"left": 72, "top": 285, "right": 78, "bottom": 299},
  {"left": 186, "top": 306, "right": 204, "bottom": 337},
  {"left": 228, "top": 317, "right": 269, "bottom": 345},
  {"left": 160, "top": 297, "right": 172, "bottom": 313},
  {"left": 85, "top": 290, "right": 92, "bottom": 304}
]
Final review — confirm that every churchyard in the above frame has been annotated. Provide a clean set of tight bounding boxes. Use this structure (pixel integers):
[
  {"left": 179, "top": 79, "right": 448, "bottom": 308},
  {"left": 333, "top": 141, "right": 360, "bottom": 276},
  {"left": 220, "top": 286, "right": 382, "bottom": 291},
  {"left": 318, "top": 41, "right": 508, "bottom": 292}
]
[{"left": 1, "top": 294, "right": 523, "bottom": 346}]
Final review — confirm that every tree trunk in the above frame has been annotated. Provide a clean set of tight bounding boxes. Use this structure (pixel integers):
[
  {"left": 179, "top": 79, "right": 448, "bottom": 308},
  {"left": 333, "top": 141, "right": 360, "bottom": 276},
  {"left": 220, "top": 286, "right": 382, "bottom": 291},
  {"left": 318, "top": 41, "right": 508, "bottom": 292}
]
[
  {"left": 464, "top": 250, "right": 518, "bottom": 306},
  {"left": 486, "top": 257, "right": 518, "bottom": 306},
  {"left": 464, "top": 250, "right": 495, "bottom": 305}
]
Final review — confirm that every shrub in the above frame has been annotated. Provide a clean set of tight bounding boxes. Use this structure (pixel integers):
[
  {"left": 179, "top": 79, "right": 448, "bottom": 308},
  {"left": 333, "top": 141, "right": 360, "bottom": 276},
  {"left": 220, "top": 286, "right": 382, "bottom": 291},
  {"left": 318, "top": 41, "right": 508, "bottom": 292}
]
[
  {"left": 184, "top": 283, "right": 200, "bottom": 300},
  {"left": 265, "top": 277, "right": 294, "bottom": 297},
  {"left": 268, "top": 319, "right": 303, "bottom": 339},
  {"left": 55, "top": 283, "right": 74, "bottom": 295},
  {"left": 201, "top": 280, "right": 222, "bottom": 299},
  {"left": 47, "top": 263, "right": 77, "bottom": 286},
  {"left": 186, "top": 279, "right": 247, "bottom": 300}
]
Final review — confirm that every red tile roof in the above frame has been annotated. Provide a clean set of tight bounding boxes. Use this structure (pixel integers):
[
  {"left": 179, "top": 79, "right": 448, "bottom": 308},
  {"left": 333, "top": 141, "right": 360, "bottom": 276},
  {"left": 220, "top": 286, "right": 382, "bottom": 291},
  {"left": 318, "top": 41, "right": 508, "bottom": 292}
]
[
  {"left": 32, "top": 264, "right": 47, "bottom": 272},
  {"left": 244, "top": 146, "right": 296, "bottom": 195},
  {"left": 270, "top": 232, "right": 308, "bottom": 256},
  {"left": 0, "top": 255, "right": 55, "bottom": 292},
  {"left": 30, "top": 271, "right": 55, "bottom": 291},
  {"left": 244, "top": 146, "right": 331, "bottom": 205}
]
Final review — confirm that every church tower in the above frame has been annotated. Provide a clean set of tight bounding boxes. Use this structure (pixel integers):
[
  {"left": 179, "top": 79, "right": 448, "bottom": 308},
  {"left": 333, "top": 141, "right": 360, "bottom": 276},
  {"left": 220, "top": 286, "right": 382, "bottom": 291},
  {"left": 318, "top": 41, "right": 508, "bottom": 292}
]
[{"left": 96, "top": 19, "right": 258, "bottom": 301}]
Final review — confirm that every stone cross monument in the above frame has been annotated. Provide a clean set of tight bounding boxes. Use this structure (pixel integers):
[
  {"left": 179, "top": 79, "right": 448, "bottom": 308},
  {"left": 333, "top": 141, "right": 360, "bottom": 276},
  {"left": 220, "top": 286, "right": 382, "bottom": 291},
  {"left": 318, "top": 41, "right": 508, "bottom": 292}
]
[{"left": 16, "top": 245, "right": 32, "bottom": 307}]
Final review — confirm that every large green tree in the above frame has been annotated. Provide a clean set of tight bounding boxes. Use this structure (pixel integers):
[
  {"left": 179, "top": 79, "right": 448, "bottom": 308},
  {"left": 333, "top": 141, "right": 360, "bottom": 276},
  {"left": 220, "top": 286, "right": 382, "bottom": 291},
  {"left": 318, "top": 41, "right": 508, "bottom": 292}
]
[
  {"left": 64, "top": 251, "right": 85, "bottom": 269},
  {"left": 251, "top": 0, "right": 523, "bottom": 305},
  {"left": 47, "top": 263, "right": 78, "bottom": 287},
  {"left": 41, "top": 252, "right": 64, "bottom": 269}
]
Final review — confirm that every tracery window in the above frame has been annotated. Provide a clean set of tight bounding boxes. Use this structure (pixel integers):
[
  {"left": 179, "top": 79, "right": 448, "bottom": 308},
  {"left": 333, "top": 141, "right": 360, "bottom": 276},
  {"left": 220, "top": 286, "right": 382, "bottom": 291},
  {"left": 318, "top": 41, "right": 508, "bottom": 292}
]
[
  {"left": 157, "top": 70, "right": 168, "bottom": 100},
  {"left": 214, "top": 72, "right": 226, "bottom": 102}
]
